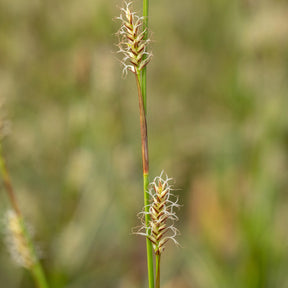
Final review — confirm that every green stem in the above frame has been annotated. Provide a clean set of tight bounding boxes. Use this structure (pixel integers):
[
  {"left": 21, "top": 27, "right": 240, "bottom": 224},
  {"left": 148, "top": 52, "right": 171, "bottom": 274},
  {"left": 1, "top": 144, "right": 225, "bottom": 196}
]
[
  {"left": 144, "top": 173, "right": 154, "bottom": 288},
  {"left": 135, "top": 71, "right": 154, "bottom": 288},
  {"left": 156, "top": 254, "right": 161, "bottom": 288},
  {"left": 141, "top": 0, "right": 149, "bottom": 113},
  {"left": 140, "top": 0, "right": 154, "bottom": 286},
  {"left": 20, "top": 218, "right": 50, "bottom": 288},
  {"left": 0, "top": 144, "right": 21, "bottom": 216},
  {"left": 31, "top": 264, "right": 50, "bottom": 288},
  {"left": 0, "top": 144, "right": 50, "bottom": 288}
]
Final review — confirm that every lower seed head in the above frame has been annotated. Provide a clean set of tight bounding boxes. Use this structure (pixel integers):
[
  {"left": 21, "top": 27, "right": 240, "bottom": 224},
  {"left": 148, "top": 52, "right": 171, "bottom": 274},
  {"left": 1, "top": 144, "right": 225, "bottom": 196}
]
[
  {"left": 3, "top": 210, "right": 36, "bottom": 269},
  {"left": 134, "top": 171, "right": 180, "bottom": 255}
]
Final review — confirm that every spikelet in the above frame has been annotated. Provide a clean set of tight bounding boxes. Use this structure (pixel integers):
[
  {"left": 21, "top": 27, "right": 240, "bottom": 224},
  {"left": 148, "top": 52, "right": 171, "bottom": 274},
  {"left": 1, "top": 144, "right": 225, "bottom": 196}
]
[
  {"left": 3, "top": 210, "right": 36, "bottom": 269},
  {"left": 116, "top": 1, "right": 152, "bottom": 75},
  {"left": 135, "top": 171, "right": 180, "bottom": 255}
]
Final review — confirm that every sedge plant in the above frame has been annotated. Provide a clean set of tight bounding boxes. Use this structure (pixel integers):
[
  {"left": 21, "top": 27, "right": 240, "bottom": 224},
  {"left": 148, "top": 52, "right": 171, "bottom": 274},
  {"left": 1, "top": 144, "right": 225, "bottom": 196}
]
[
  {"left": 0, "top": 106, "right": 50, "bottom": 288},
  {"left": 116, "top": 2, "right": 180, "bottom": 287}
]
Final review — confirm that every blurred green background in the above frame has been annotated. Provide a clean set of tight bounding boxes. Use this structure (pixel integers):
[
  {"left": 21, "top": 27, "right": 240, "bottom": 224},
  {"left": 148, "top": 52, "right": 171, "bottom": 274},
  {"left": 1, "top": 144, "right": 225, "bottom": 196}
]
[{"left": 1, "top": 0, "right": 288, "bottom": 287}]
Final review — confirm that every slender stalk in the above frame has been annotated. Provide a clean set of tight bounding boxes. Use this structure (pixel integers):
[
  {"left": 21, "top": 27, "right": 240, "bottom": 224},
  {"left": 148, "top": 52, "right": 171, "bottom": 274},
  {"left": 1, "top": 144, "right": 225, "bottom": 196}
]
[
  {"left": 135, "top": 72, "right": 154, "bottom": 288},
  {"left": 20, "top": 217, "right": 50, "bottom": 288},
  {"left": 30, "top": 262, "right": 50, "bottom": 288},
  {"left": 141, "top": 0, "right": 154, "bottom": 286},
  {"left": 141, "top": 0, "right": 149, "bottom": 113},
  {"left": 144, "top": 173, "right": 154, "bottom": 288},
  {"left": 135, "top": 72, "right": 149, "bottom": 174},
  {"left": 0, "top": 144, "right": 50, "bottom": 288},
  {"left": 0, "top": 144, "right": 21, "bottom": 216},
  {"left": 155, "top": 254, "right": 161, "bottom": 288}
]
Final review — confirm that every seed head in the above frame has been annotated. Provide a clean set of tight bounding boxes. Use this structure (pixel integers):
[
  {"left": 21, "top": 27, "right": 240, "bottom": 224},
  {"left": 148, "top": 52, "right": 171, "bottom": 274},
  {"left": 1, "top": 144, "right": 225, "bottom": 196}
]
[
  {"left": 116, "top": 1, "right": 152, "bottom": 76},
  {"left": 3, "top": 210, "right": 36, "bottom": 269},
  {"left": 135, "top": 172, "right": 180, "bottom": 255}
]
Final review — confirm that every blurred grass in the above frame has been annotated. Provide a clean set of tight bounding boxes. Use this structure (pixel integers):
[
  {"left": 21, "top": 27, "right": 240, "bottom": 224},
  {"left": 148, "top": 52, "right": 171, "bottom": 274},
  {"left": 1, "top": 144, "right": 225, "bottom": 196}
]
[{"left": 0, "top": 0, "right": 288, "bottom": 287}]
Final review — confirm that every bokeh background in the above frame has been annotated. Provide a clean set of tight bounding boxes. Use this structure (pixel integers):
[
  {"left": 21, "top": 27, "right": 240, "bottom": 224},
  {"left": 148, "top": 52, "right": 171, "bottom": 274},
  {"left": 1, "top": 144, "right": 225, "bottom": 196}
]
[{"left": 1, "top": 0, "right": 288, "bottom": 287}]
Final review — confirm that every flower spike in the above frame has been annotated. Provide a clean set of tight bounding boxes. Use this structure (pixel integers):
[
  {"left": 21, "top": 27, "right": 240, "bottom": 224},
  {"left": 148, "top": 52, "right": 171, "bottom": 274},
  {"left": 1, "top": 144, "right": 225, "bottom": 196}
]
[
  {"left": 135, "top": 171, "right": 180, "bottom": 255},
  {"left": 3, "top": 210, "right": 36, "bottom": 269},
  {"left": 116, "top": 2, "right": 152, "bottom": 76}
]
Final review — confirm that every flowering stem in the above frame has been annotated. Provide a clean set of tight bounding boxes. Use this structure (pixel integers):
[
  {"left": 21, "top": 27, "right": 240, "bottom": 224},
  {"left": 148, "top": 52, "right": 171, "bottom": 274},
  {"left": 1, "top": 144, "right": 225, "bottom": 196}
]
[
  {"left": 0, "top": 144, "right": 21, "bottom": 217},
  {"left": 0, "top": 144, "right": 50, "bottom": 288},
  {"left": 144, "top": 173, "right": 154, "bottom": 288},
  {"left": 141, "top": 0, "right": 149, "bottom": 113},
  {"left": 30, "top": 263, "right": 50, "bottom": 288},
  {"left": 141, "top": 0, "right": 154, "bottom": 286},
  {"left": 135, "top": 71, "right": 154, "bottom": 288},
  {"left": 155, "top": 254, "right": 161, "bottom": 288},
  {"left": 20, "top": 217, "right": 50, "bottom": 288},
  {"left": 135, "top": 72, "right": 149, "bottom": 174}
]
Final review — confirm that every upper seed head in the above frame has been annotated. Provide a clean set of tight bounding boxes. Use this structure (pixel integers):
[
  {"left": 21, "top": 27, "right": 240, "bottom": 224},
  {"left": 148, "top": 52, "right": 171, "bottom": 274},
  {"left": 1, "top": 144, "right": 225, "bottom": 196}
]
[{"left": 116, "top": 1, "right": 152, "bottom": 76}]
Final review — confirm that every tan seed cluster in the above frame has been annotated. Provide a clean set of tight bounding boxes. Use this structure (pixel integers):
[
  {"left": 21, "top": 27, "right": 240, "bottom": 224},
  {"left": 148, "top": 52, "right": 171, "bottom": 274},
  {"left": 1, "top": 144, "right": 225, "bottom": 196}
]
[
  {"left": 136, "top": 172, "right": 180, "bottom": 255},
  {"left": 116, "top": 2, "right": 152, "bottom": 75},
  {"left": 4, "top": 210, "right": 35, "bottom": 269}
]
